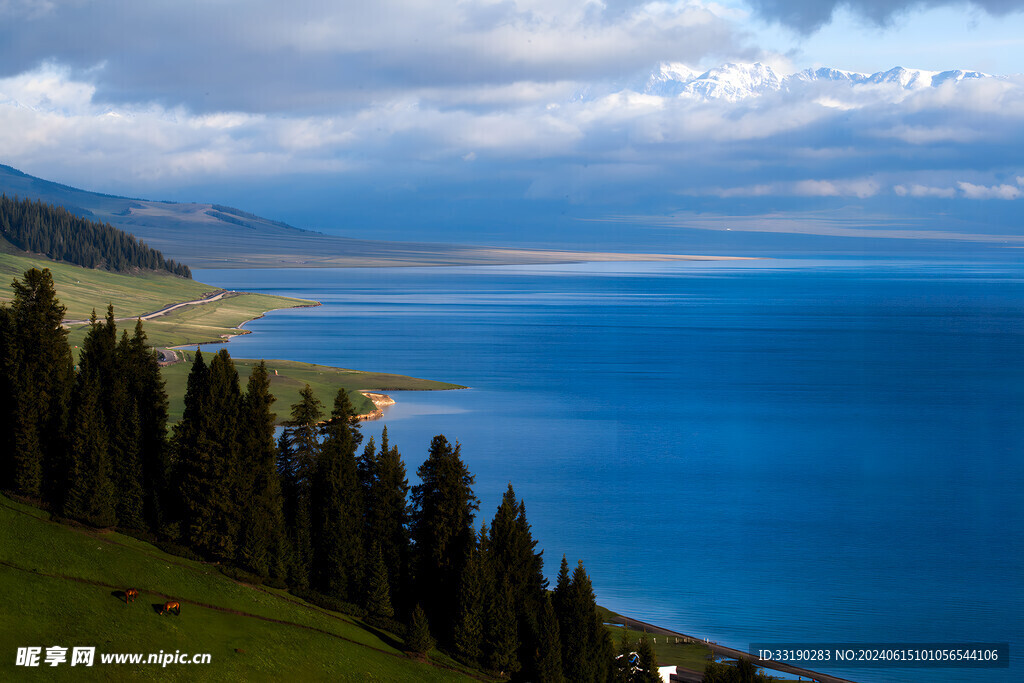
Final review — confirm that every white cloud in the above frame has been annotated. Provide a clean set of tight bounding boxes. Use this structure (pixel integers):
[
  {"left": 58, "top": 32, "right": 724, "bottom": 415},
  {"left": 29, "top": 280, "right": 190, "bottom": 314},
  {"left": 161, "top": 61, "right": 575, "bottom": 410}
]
[
  {"left": 893, "top": 184, "right": 957, "bottom": 198},
  {"left": 957, "top": 181, "right": 1022, "bottom": 199}
]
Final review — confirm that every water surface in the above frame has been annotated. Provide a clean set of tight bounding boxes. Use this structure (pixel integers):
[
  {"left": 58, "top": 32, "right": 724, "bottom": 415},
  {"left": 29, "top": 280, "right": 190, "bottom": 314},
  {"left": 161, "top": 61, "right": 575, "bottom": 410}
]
[{"left": 197, "top": 259, "right": 1023, "bottom": 682}]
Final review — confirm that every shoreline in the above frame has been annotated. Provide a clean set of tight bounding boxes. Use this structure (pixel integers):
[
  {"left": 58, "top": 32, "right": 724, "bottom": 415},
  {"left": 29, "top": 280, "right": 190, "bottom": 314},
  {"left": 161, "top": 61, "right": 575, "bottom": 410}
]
[
  {"left": 354, "top": 391, "right": 397, "bottom": 421},
  {"left": 611, "top": 611, "right": 858, "bottom": 683}
]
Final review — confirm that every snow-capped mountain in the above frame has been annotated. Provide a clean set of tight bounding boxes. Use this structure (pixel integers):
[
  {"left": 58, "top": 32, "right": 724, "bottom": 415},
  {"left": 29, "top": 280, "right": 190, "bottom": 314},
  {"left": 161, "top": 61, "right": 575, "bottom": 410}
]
[{"left": 619, "top": 63, "right": 995, "bottom": 103}]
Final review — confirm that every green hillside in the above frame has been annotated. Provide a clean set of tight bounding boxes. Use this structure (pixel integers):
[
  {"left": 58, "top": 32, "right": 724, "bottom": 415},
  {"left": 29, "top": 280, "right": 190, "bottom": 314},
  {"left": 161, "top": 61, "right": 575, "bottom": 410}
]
[
  {"left": 0, "top": 250, "right": 212, "bottom": 321},
  {"left": 1, "top": 251, "right": 463, "bottom": 422},
  {"left": 0, "top": 494, "right": 483, "bottom": 681},
  {"left": 163, "top": 355, "right": 464, "bottom": 423}
]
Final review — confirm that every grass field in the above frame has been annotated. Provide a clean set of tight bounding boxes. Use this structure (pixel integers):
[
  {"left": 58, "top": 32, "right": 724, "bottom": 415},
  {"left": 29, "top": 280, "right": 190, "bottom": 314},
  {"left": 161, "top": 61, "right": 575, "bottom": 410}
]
[
  {"left": 163, "top": 354, "right": 464, "bottom": 423},
  {"left": 0, "top": 251, "right": 316, "bottom": 349},
  {"left": 0, "top": 251, "right": 213, "bottom": 321},
  {"left": 0, "top": 494, "right": 484, "bottom": 681},
  {"left": 66, "top": 292, "right": 317, "bottom": 350},
  {"left": 597, "top": 605, "right": 713, "bottom": 673}
]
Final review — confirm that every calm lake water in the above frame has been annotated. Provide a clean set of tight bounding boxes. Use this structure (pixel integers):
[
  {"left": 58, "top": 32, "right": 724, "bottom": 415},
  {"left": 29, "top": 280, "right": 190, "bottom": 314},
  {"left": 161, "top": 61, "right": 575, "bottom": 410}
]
[{"left": 196, "top": 259, "right": 1023, "bottom": 682}]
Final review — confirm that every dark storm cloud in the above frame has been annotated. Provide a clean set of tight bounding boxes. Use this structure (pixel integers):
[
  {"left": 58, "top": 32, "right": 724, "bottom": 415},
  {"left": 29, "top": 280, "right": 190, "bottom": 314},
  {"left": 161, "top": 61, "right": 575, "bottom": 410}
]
[{"left": 747, "top": 0, "right": 1024, "bottom": 32}]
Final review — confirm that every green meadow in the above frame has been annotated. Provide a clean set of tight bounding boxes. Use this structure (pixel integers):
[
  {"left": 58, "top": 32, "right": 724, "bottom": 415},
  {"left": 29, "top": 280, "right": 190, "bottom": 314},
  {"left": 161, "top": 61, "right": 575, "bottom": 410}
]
[
  {"left": 0, "top": 251, "right": 213, "bottom": 321},
  {"left": 163, "top": 355, "right": 464, "bottom": 423},
  {"left": 0, "top": 494, "right": 483, "bottom": 682}
]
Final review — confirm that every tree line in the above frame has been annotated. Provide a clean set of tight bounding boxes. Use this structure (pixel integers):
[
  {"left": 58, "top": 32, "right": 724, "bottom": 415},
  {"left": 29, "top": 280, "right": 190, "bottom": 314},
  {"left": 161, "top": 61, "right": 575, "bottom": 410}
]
[
  {"left": 0, "top": 267, "right": 675, "bottom": 682},
  {"left": 0, "top": 194, "right": 191, "bottom": 278}
]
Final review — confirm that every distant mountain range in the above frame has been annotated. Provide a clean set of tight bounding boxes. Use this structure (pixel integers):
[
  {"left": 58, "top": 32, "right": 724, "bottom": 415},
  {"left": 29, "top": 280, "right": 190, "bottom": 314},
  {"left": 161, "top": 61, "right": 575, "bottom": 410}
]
[
  {"left": 580, "top": 62, "right": 995, "bottom": 103},
  {"left": 0, "top": 164, "right": 736, "bottom": 268}
]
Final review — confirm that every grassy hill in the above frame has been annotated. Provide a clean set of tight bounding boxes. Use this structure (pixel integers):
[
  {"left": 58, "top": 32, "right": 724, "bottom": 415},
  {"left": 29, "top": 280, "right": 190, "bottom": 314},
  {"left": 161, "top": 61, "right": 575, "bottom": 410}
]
[
  {"left": 163, "top": 355, "right": 463, "bottom": 423},
  {"left": 0, "top": 250, "right": 315, "bottom": 348},
  {"left": 0, "top": 493, "right": 485, "bottom": 681},
  {"left": 0, "top": 250, "right": 213, "bottom": 321},
  {"left": 1, "top": 250, "right": 464, "bottom": 421}
]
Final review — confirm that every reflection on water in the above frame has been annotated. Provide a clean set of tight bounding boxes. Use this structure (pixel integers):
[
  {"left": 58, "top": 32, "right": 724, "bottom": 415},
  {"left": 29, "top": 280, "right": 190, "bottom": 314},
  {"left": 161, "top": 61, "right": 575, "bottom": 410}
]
[{"left": 198, "top": 259, "right": 1024, "bottom": 683}]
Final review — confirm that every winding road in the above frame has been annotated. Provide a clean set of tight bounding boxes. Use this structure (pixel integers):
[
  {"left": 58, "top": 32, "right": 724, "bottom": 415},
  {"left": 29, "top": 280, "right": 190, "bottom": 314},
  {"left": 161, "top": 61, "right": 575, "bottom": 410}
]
[{"left": 63, "top": 289, "right": 230, "bottom": 325}]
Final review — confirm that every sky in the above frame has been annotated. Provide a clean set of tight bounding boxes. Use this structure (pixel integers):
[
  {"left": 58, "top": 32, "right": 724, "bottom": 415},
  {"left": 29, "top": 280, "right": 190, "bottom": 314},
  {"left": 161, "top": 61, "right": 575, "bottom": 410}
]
[{"left": 1, "top": 0, "right": 1023, "bottom": 253}]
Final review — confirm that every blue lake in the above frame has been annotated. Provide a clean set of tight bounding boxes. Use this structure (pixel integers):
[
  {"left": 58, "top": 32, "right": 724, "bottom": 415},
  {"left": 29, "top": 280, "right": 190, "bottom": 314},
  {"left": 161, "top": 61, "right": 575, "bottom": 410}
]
[{"left": 196, "top": 259, "right": 1023, "bottom": 682}]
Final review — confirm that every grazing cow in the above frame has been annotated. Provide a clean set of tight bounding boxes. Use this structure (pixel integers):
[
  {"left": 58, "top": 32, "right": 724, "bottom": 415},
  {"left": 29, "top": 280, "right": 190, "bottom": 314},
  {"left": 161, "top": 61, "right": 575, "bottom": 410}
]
[
  {"left": 125, "top": 588, "right": 138, "bottom": 604},
  {"left": 160, "top": 601, "right": 181, "bottom": 616}
]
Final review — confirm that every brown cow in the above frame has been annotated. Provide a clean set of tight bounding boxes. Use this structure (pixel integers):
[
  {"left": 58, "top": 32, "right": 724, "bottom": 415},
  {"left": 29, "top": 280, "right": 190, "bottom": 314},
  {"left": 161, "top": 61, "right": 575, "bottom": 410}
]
[
  {"left": 125, "top": 588, "right": 138, "bottom": 604},
  {"left": 159, "top": 601, "right": 181, "bottom": 616}
]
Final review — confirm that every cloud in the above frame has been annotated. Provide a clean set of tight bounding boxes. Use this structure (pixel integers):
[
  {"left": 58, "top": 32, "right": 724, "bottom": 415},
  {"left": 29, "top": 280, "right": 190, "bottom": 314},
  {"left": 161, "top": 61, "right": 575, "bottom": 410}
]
[
  {"left": 746, "top": 0, "right": 1024, "bottom": 33},
  {"left": 957, "top": 181, "right": 1022, "bottom": 199},
  {"left": 893, "top": 184, "right": 957, "bottom": 198},
  {"left": 0, "top": 0, "right": 745, "bottom": 114}
]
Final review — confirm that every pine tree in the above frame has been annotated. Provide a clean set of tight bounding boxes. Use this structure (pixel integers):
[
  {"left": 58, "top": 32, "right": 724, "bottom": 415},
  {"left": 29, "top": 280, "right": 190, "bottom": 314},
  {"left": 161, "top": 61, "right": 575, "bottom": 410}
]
[
  {"left": 535, "top": 593, "right": 565, "bottom": 683},
  {"left": 5, "top": 268, "right": 73, "bottom": 502},
  {"left": 0, "top": 305, "right": 15, "bottom": 490},
  {"left": 410, "top": 434, "right": 479, "bottom": 645},
  {"left": 363, "top": 426, "right": 411, "bottom": 611},
  {"left": 311, "top": 388, "right": 364, "bottom": 600},
  {"left": 194, "top": 349, "right": 244, "bottom": 562},
  {"left": 172, "top": 350, "right": 214, "bottom": 547},
  {"left": 111, "top": 397, "right": 145, "bottom": 530},
  {"left": 614, "top": 629, "right": 635, "bottom": 683},
  {"left": 485, "top": 575, "right": 521, "bottom": 677},
  {"left": 485, "top": 484, "right": 548, "bottom": 678},
  {"left": 280, "top": 384, "right": 323, "bottom": 587},
  {"left": 125, "top": 319, "right": 169, "bottom": 531},
  {"left": 77, "top": 309, "right": 145, "bottom": 530},
  {"left": 636, "top": 632, "right": 660, "bottom": 683},
  {"left": 557, "top": 560, "right": 612, "bottom": 683},
  {"left": 453, "top": 533, "right": 485, "bottom": 666},
  {"left": 553, "top": 555, "right": 570, "bottom": 617},
  {"left": 365, "top": 543, "right": 395, "bottom": 619},
  {"left": 237, "top": 361, "right": 289, "bottom": 579},
  {"left": 406, "top": 604, "right": 434, "bottom": 656},
  {"left": 64, "top": 372, "right": 116, "bottom": 527}
]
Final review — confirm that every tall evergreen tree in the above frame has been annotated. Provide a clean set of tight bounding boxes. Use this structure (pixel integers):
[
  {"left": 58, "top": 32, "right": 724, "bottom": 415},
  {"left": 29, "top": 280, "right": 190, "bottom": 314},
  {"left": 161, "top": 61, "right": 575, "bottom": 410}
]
[
  {"left": 0, "top": 305, "right": 15, "bottom": 490},
  {"left": 199, "top": 349, "right": 244, "bottom": 562},
  {"left": 124, "top": 319, "right": 169, "bottom": 530},
  {"left": 4, "top": 268, "right": 73, "bottom": 502},
  {"left": 636, "top": 632, "right": 661, "bottom": 683},
  {"left": 310, "top": 388, "right": 364, "bottom": 600},
  {"left": 279, "top": 384, "right": 323, "bottom": 587},
  {"left": 64, "top": 372, "right": 116, "bottom": 527},
  {"left": 365, "top": 543, "right": 395, "bottom": 619},
  {"left": 535, "top": 594, "right": 565, "bottom": 683},
  {"left": 614, "top": 629, "right": 636, "bottom": 683},
  {"left": 77, "top": 308, "right": 144, "bottom": 530},
  {"left": 453, "top": 532, "right": 486, "bottom": 666},
  {"left": 172, "top": 350, "right": 215, "bottom": 548},
  {"left": 557, "top": 560, "right": 613, "bottom": 683},
  {"left": 485, "top": 575, "right": 521, "bottom": 677},
  {"left": 363, "top": 426, "right": 411, "bottom": 611},
  {"left": 485, "top": 484, "right": 548, "bottom": 679},
  {"left": 111, "top": 394, "right": 145, "bottom": 531},
  {"left": 237, "top": 361, "right": 289, "bottom": 579},
  {"left": 553, "top": 555, "right": 571, "bottom": 618},
  {"left": 410, "top": 434, "right": 479, "bottom": 645}
]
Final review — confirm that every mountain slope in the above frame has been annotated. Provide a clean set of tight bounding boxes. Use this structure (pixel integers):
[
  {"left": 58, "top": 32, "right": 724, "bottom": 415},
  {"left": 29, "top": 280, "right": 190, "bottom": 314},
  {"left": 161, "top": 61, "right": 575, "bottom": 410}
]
[{"left": 0, "top": 493, "right": 481, "bottom": 681}]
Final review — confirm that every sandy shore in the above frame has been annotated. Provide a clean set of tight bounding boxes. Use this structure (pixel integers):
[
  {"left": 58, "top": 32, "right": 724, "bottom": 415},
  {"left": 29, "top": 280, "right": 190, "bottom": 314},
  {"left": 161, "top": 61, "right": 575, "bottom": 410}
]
[{"left": 355, "top": 391, "right": 397, "bottom": 421}]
